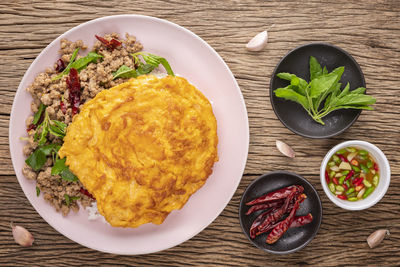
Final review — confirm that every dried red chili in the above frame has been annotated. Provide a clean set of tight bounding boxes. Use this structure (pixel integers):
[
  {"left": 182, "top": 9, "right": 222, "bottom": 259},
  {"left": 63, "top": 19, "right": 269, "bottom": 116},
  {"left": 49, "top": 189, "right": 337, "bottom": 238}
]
[
  {"left": 246, "top": 185, "right": 303, "bottom": 206},
  {"left": 255, "top": 193, "right": 306, "bottom": 237},
  {"left": 249, "top": 207, "right": 277, "bottom": 239},
  {"left": 266, "top": 196, "right": 301, "bottom": 244},
  {"left": 245, "top": 200, "right": 284, "bottom": 215},
  {"left": 80, "top": 187, "right": 95, "bottom": 200},
  {"left": 55, "top": 58, "right": 66, "bottom": 72},
  {"left": 95, "top": 35, "right": 122, "bottom": 50},
  {"left": 290, "top": 213, "right": 313, "bottom": 228},
  {"left": 66, "top": 68, "right": 81, "bottom": 116},
  {"left": 257, "top": 188, "right": 299, "bottom": 232},
  {"left": 60, "top": 101, "right": 67, "bottom": 114},
  {"left": 262, "top": 212, "right": 312, "bottom": 236},
  {"left": 26, "top": 123, "right": 36, "bottom": 132}
]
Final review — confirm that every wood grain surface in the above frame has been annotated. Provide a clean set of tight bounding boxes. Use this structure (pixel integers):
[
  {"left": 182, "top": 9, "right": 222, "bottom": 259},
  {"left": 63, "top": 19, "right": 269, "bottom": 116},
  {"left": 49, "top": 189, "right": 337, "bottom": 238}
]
[{"left": 1, "top": 0, "right": 399, "bottom": 266}]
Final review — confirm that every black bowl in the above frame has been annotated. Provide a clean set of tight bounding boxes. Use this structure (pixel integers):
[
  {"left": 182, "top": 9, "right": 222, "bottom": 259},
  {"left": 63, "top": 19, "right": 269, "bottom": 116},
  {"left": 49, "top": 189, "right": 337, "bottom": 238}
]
[
  {"left": 270, "top": 43, "right": 366, "bottom": 138},
  {"left": 239, "top": 171, "right": 322, "bottom": 254}
]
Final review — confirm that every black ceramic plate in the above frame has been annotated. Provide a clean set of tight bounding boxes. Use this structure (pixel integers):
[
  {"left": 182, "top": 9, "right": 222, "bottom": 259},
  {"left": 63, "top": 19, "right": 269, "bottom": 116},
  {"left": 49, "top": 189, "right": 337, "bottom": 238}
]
[
  {"left": 270, "top": 43, "right": 366, "bottom": 138},
  {"left": 239, "top": 171, "right": 322, "bottom": 254}
]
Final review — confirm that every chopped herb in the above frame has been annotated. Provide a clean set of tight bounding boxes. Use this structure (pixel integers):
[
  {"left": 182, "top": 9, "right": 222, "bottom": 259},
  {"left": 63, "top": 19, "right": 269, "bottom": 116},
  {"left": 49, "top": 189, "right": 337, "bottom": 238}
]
[
  {"left": 60, "top": 168, "right": 78, "bottom": 182},
  {"left": 274, "top": 56, "right": 376, "bottom": 125},
  {"left": 52, "top": 48, "right": 80, "bottom": 81},
  {"left": 36, "top": 186, "right": 40, "bottom": 196},
  {"left": 25, "top": 149, "right": 46, "bottom": 171},
  {"left": 32, "top": 103, "right": 46, "bottom": 125},
  {"left": 133, "top": 52, "right": 174, "bottom": 76},
  {"left": 52, "top": 157, "right": 78, "bottom": 182},
  {"left": 34, "top": 110, "right": 67, "bottom": 144},
  {"left": 112, "top": 65, "right": 137, "bottom": 80},
  {"left": 64, "top": 194, "right": 80, "bottom": 206},
  {"left": 25, "top": 144, "right": 60, "bottom": 171},
  {"left": 70, "top": 52, "right": 103, "bottom": 72}
]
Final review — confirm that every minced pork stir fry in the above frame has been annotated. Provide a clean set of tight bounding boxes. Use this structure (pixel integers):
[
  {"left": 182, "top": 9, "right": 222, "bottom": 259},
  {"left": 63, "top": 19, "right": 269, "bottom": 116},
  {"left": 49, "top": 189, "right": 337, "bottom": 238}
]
[{"left": 22, "top": 33, "right": 144, "bottom": 216}]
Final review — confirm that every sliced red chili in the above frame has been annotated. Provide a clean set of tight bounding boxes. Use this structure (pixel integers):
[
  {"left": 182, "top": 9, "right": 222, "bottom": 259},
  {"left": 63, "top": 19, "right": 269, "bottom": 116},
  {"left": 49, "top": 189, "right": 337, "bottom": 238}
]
[
  {"left": 325, "top": 170, "right": 330, "bottom": 184},
  {"left": 344, "top": 170, "right": 355, "bottom": 181},
  {"left": 374, "top": 163, "right": 379, "bottom": 172},
  {"left": 338, "top": 154, "right": 349, "bottom": 163},
  {"left": 95, "top": 34, "right": 122, "bottom": 50},
  {"left": 66, "top": 68, "right": 81, "bottom": 116}
]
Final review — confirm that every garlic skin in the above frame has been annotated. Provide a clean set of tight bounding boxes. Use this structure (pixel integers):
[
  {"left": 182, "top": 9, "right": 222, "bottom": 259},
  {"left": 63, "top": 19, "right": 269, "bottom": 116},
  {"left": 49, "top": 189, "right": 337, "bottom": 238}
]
[
  {"left": 276, "top": 140, "right": 295, "bottom": 158},
  {"left": 246, "top": 30, "right": 268, "bottom": 51},
  {"left": 367, "top": 229, "right": 389, "bottom": 248},
  {"left": 11, "top": 223, "right": 34, "bottom": 247}
]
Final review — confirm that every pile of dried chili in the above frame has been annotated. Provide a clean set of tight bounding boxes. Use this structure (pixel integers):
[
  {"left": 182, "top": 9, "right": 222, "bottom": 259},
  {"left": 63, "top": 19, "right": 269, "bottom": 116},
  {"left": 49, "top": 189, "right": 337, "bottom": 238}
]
[{"left": 246, "top": 185, "right": 313, "bottom": 244}]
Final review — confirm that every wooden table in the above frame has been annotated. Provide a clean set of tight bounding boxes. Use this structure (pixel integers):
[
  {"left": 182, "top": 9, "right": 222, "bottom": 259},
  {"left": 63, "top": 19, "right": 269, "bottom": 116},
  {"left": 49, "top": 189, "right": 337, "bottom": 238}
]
[{"left": 1, "top": 1, "right": 399, "bottom": 265}]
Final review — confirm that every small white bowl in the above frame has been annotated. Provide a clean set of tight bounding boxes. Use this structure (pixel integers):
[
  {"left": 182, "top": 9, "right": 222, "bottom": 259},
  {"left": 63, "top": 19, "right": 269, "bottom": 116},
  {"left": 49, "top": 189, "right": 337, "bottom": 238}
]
[{"left": 320, "top": 140, "right": 390, "bottom": 210}]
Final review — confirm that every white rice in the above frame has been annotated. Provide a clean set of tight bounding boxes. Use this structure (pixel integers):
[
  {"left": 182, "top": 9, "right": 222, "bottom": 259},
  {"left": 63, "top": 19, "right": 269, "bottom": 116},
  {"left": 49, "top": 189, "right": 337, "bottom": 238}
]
[{"left": 86, "top": 202, "right": 108, "bottom": 224}]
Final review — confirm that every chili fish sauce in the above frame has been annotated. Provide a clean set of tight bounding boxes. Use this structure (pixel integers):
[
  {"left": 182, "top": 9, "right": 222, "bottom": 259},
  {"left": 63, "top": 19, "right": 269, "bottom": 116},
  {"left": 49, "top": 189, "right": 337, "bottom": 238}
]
[{"left": 325, "top": 147, "right": 379, "bottom": 201}]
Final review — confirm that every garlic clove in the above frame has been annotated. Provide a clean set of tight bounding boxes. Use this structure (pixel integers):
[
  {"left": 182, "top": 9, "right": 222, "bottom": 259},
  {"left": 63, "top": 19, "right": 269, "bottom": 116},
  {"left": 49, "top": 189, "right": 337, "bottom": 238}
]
[
  {"left": 276, "top": 140, "right": 295, "bottom": 158},
  {"left": 246, "top": 30, "right": 268, "bottom": 51},
  {"left": 367, "top": 229, "right": 389, "bottom": 248},
  {"left": 11, "top": 223, "right": 34, "bottom": 247}
]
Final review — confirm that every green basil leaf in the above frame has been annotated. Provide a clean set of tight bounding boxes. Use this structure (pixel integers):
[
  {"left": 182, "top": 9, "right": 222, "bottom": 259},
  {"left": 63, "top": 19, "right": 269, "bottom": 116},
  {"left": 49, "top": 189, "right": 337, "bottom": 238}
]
[
  {"left": 136, "top": 64, "right": 155, "bottom": 75},
  {"left": 322, "top": 66, "right": 328, "bottom": 75},
  {"left": 48, "top": 123, "right": 66, "bottom": 138},
  {"left": 334, "top": 94, "right": 376, "bottom": 107},
  {"left": 52, "top": 48, "right": 80, "bottom": 81},
  {"left": 274, "top": 86, "right": 310, "bottom": 111},
  {"left": 70, "top": 52, "right": 103, "bottom": 71},
  {"left": 25, "top": 149, "right": 47, "bottom": 171},
  {"left": 309, "top": 56, "right": 323, "bottom": 80},
  {"left": 32, "top": 103, "right": 46, "bottom": 125},
  {"left": 276, "top": 73, "right": 308, "bottom": 96},
  {"left": 332, "top": 105, "right": 374, "bottom": 111},
  {"left": 36, "top": 186, "right": 40, "bottom": 197},
  {"left": 64, "top": 194, "right": 71, "bottom": 206},
  {"left": 132, "top": 52, "right": 174, "bottom": 76},
  {"left": 338, "top": 82, "right": 350, "bottom": 98},
  {"left": 309, "top": 73, "right": 338, "bottom": 99},
  {"left": 112, "top": 65, "right": 137, "bottom": 80},
  {"left": 52, "top": 120, "right": 67, "bottom": 134},
  {"left": 349, "top": 87, "right": 366, "bottom": 95},
  {"left": 39, "top": 144, "right": 59, "bottom": 155},
  {"left": 60, "top": 168, "right": 78, "bottom": 182},
  {"left": 37, "top": 125, "right": 49, "bottom": 146},
  {"left": 142, "top": 54, "right": 160, "bottom": 67},
  {"left": 51, "top": 157, "right": 67, "bottom": 175},
  {"left": 276, "top": 72, "right": 293, "bottom": 81},
  {"left": 157, "top": 57, "right": 174, "bottom": 76}
]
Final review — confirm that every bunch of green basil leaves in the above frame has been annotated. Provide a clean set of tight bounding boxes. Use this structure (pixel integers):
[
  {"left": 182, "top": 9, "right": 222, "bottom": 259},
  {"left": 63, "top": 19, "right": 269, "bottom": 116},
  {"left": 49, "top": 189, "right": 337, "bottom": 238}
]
[{"left": 274, "top": 56, "right": 376, "bottom": 125}]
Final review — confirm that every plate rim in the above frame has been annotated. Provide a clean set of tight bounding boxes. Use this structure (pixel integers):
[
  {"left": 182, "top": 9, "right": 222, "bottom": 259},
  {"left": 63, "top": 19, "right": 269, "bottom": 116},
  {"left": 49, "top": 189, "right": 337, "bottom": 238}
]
[
  {"left": 269, "top": 42, "right": 366, "bottom": 139},
  {"left": 238, "top": 170, "right": 323, "bottom": 254},
  {"left": 9, "top": 14, "right": 249, "bottom": 255}
]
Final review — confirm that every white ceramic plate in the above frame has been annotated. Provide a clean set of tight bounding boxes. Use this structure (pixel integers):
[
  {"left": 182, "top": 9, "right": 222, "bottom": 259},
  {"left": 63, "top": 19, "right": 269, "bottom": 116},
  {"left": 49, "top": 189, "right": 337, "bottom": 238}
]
[{"left": 9, "top": 15, "right": 249, "bottom": 255}]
